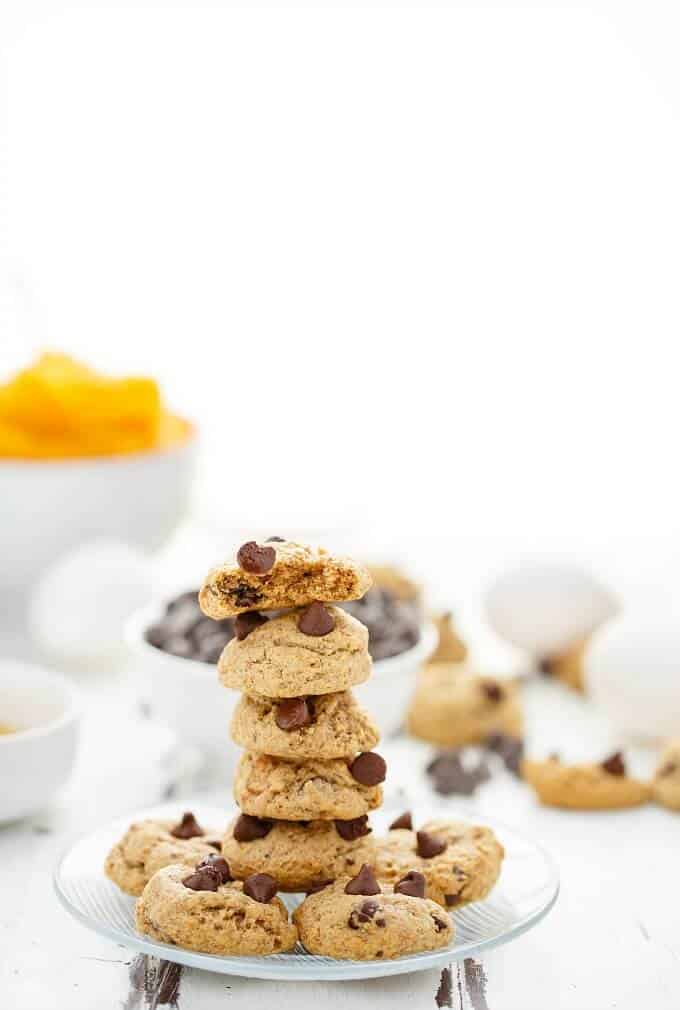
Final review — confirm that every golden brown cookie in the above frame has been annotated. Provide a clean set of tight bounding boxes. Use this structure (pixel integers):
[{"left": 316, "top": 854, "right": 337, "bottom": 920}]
[
  {"left": 539, "top": 639, "right": 587, "bottom": 692},
  {"left": 135, "top": 863, "right": 297, "bottom": 955},
  {"left": 200, "top": 540, "right": 372, "bottom": 618},
  {"left": 221, "top": 814, "right": 376, "bottom": 892},
  {"left": 104, "top": 814, "right": 223, "bottom": 897},
  {"left": 293, "top": 868, "right": 452, "bottom": 960},
  {"left": 373, "top": 819, "right": 504, "bottom": 909},
  {"left": 429, "top": 612, "right": 468, "bottom": 664},
  {"left": 522, "top": 753, "right": 651, "bottom": 809},
  {"left": 230, "top": 690, "right": 380, "bottom": 760},
  {"left": 233, "top": 751, "right": 384, "bottom": 821},
  {"left": 651, "top": 740, "right": 680, "bottom": 811},
  {"left": 407, "top": 664, "right": 522, "bottom": 747},
  {"left": 218, "top": 607, "right": 371, "bottom": 698}
]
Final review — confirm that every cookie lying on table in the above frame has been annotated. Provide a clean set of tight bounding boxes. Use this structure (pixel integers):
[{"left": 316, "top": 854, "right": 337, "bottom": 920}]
[
  {"left": 293, "top": 864, "right": 453, "bottom": 960},
  {"left": 522, "top": 752, "right": 650, "bottom": 809},
  {"left": 136, "top": 856, "right": 297, "bottom": 956}
]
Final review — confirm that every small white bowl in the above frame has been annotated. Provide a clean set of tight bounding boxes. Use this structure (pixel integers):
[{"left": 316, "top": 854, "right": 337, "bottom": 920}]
[
  {"left": 126, "top": 601, "right": 437, "bottom": 762},
  {"left": 0, "top": 434, "right": 196, "bottom": 591},
  {"left": 0, "top": 660, "right": 80, "bottom": 822}
]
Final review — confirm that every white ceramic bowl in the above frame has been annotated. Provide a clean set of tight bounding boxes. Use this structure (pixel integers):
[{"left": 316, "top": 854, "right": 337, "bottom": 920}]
[
  {"left": 126, "top": 601, "right": 437, "bottom": 763},
  {"left": 0, "top": 435, "right": 196, "bottom": 591},
  {"left": 0, "top": 660, "right": 80, "bottom": 822}
]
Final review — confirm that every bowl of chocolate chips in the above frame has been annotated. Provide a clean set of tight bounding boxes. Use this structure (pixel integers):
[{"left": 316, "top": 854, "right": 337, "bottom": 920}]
[{"left": 128, "top": 564, "right": 436, "bottom": 754}]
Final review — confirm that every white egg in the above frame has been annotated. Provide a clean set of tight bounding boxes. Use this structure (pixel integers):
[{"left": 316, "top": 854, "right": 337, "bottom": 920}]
[
  {"left": 585, "top": 614, "right": 680, "bottom": 741},
  {"left": 29, "top": 540, "right": 155, "bottom": 668},
  {"left": 484, "top": 564, "right": 618, "bottom": 658}
]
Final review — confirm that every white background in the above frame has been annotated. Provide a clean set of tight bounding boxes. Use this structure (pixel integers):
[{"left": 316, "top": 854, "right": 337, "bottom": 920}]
[{"left": 2, "top": 0, "right": 680, "bottom": 559}]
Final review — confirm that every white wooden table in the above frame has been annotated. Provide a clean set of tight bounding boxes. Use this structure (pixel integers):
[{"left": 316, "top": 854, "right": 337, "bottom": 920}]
[{"left": 1, "top": 598, "right": 678, "bottom": 1009}]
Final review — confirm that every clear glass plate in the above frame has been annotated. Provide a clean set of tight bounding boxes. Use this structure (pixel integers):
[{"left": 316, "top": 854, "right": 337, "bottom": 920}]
[{"left": 54, "top": 803, "right": 559, "bottom": 981}]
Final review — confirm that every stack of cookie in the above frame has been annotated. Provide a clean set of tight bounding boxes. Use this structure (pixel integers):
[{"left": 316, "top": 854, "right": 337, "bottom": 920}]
[{"left": 198, "top": 539, "right": 387, "bottom": 892}]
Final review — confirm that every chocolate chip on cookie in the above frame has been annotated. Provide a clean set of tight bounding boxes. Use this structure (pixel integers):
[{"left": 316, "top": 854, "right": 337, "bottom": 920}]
[
  {"left": 335, "top": 815, "right": 371, "bottom": 841},
  {"left": 234, "top": 611, "right": 268, "bottom": 641},
  {"left": 445, "top": 893, "right": 462, "bottom": 907},
  {"left": 481, "top": 680, "right": 504, "bottom": 703},
  {"left": 601, "top": 751, "right": 626, "bottom": 777},
  {"left": 275, "top": 697, "right": 314, "bottom": 731},
  {"left": 348, "top": 898, "right": 381, "bottom": 928},
  {"left": 344, "top": 864, "right": 380, "bottom": 895},
  {"left": 306, "top": 879, "right": 333, "bottom": 895},
  {"left": 170, "top": 812, "right": 204, "bottom": 839},
  {"left": 416, "top": 830, "right": 447, "bottom": 859},
  {"left": 349, "top": 751, "right": 387, "bottom": 786},
  {"left": 237, "top": 542, "right": 276, "bottom": 575},
  {"left": 297, "top": 601, "right": 336, "bottom": 637},
  {"left": 389, "top": 811, "right": 413, "bottom": 831},
  {"left": 394, "top": 870, "right": 426, "bottom": 898},
  {"left": 196, "top": 854, "right": 232, "bottom": 884},
  {"left": 243, "top": 872, "right": 278, "bottom": 903},
  {"left": 182, "top": 865, "right": 222, "bottom": 891},
  {"left": 432, "top": 915, "right": 448, "bottom": 932},
  {"left": 233, "top": 813, "right": 273, "bottom": 842}
]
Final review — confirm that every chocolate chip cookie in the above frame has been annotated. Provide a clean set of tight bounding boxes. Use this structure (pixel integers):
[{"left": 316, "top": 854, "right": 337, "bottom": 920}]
[
  {"left": 293, "top": 865, "right": 452, "bottom": 959},
  {"left": 407, "top": 664, "right": 523, "bottom": 747},
  {"left": 230, "top": 690, "right": 380, "bottom": 760},
  {"left": 135, "top": 861, "right": 297, "bottom": 955},
  {"left": 199, "top": 540, "right": 372, "bottom": 618},
  {"left": 373, "top": 819, "right": 504, "bottom": 909},
  {"left": 652, "top": 740, "right": 680, "bottom": 811},
  {"left": 104, "top": 813, "right": 223, "bottom": 896},
  {"left": 218, "top": 607, "right": 372, "bottom": 697},
  {"left": 221, "top": 814, "right": 376, "bottom": 892},
  {"left": 522, "top": 752, "right": 651, "bottom": 809},
  {"left": 233, "top": 751, "right": 384, "bottom": 821}
]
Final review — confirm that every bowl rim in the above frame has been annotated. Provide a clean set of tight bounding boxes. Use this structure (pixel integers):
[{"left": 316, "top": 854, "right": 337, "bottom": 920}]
[
  {"left": 0, "top": 423, "right": 197, "bottom": 469},
  {"left": 0, "top": 661, "right": 81, "bottom": 744},
  {"left": 126, "top": 594, "right": 438, "bottom": 680}
]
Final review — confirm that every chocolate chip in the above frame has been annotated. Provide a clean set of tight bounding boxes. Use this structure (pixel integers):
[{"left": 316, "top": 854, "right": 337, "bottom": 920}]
[
  {"left": 389, "top": 811, "right": 413, "bottom": 831},
  {"left": 207, "top": 839, "right": 223, "bottom": 851},
  {"left": 233, "top": 814, "right": 272, "bottom": 842},
  {"left": 335, "top": 816, "right": 371, "bottom": 841},
  {"left": 538, "top": 656, "right": 554, "bottom": 676},
  {"left": 234, "top": 611, "right": 268, "bottom": 641},
  {"left": 275, "top": 697, "right": 314, "bottom": 731},
  {"left": 427, "top": 750, "right": 491, "bottom": 795},
  {"left": 660, "top": 762, "right": 677, "bottom": 777},
  {"left": 266, "top": 536, "right": 286, "bottom": 543},
  {"left": 602, "top": 751, "right": 626, "bottom": 777},
  {"left": 297, "top": 601, "right": 335, "bottom": 636},
  {"left": 349, "top": 752, "right": 387, "bottom": 786},
  {"left": 182, "top": 866, "right": 221, "bottom": 891},
  {"left": 344, "top": 864, "right": 381, "bottom": 895},
  {"left": 306, "top": 880, "right": 332, "bottom": 895},
  {"left": 376, "top": 918, "right": 386, "bottom": 927},
  {"left": 243, "top": 872, "right": 278, "bottom": 903},
  {"left": 232, "top": 584, "right": 263, "bottom": 607},
  {"left": 163, "top": 636, "right": 195, "bottom": 659},
  {"left": 347, "top": 898, "right": 381, "bottom": 929},
  {"left": 196, "top": 854, "right": 231, "bottom": 884},
  {"left": 341, "top": 587, "right": 421, "bottom": 661},
  {"left": 486, "top": 733, "right": 524, "bottom": 776},
  {"left": 416, "top": 830, "right": 447, "bottom": 859},
  {"left": 170, "top": 812, "right": 204, "bottom": 839},
  {"left": 236, "top": 541, "right": 276, "bottom": 575},
  {"left": 445, "top": 893, "right": 462, "bottom": 907},
  {"left": 432, "top": 916, "right": 448, "bottom": 933},
  {"left": 482, "top": 681, "right": 504, "bottom": 703},
  {"left": 394, "top": 870, "right": 426, "bottom": 898}
]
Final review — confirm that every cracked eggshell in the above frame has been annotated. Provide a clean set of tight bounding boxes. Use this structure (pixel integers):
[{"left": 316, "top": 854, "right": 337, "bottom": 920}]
[
  {"left": 585, "top": 614, "right": 680, "bottom": 741},
  {"left": 484, "top": 564, "right": 618, "bottom": 658}
]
